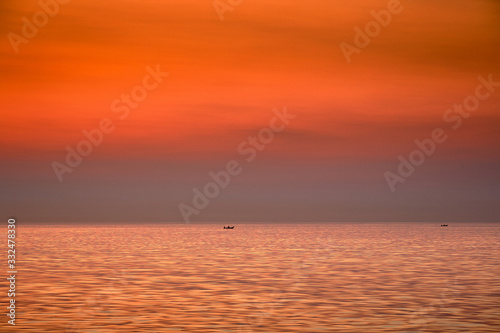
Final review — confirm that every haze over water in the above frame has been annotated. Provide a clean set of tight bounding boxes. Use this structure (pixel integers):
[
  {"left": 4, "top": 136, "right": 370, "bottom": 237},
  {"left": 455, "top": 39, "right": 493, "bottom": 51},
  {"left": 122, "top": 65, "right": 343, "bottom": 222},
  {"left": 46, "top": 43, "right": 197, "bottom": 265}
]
[
  {"left": 5, "top": 222, "right": 499, "bottom": 332},
  {"left": 1, "top": 1, "right": 499, "bottom": 331}
]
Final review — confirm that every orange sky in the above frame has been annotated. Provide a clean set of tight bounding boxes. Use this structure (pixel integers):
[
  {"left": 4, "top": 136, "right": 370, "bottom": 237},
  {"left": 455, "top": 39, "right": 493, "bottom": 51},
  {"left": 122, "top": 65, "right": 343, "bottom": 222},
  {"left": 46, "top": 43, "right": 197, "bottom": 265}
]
[{"left": 1, "top": 0, "right": 499, "bottom": 222}]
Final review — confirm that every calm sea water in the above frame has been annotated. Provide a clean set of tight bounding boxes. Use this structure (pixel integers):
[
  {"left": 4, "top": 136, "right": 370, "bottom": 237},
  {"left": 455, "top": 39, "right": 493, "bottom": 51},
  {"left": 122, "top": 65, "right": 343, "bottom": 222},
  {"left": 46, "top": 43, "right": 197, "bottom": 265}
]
[{"left": 2, "top": 223, "right": 499, "bottom": 332}]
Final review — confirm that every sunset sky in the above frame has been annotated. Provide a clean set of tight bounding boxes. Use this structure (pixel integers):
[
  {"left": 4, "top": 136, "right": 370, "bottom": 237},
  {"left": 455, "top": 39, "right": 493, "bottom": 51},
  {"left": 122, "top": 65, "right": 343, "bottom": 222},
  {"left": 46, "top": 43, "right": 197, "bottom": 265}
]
[{"left": 1, "top": 0, "right": 499, "bottom": 223}]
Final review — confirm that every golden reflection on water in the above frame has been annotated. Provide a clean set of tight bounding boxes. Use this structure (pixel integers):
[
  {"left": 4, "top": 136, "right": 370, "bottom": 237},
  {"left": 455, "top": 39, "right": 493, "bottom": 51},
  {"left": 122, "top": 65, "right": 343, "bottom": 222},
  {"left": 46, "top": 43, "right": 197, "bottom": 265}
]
[{"left": 2, "top": 223, "right": 499, "bottom": 332}]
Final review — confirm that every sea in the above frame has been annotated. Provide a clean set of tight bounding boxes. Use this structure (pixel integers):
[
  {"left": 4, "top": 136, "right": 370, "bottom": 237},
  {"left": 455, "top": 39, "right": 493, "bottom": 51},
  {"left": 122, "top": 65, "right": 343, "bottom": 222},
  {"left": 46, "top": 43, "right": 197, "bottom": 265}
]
[{"left": 2, "top": 222, "right": 499, "bottom": 332}]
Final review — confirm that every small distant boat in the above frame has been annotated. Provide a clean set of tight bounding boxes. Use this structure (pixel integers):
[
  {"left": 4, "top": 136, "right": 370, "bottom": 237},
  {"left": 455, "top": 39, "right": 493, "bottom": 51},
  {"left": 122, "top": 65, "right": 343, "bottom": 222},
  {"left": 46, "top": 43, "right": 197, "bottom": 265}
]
[
  {"left": 441, "top": 224, "right": 448, "bottom": 227},
  {"left": 223, "top": 226, "right": 235, "bottom": 229}
]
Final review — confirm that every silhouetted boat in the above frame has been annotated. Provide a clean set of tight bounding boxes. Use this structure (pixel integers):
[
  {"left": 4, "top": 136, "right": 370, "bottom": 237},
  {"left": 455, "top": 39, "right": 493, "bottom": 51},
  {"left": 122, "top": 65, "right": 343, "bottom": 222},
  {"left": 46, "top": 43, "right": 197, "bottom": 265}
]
[
  {"left": 223, "top": 226, "right": 234, "bottom": 229},
  {"left": 441, "top": 224, "right": 448, "bottom": 227}
]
